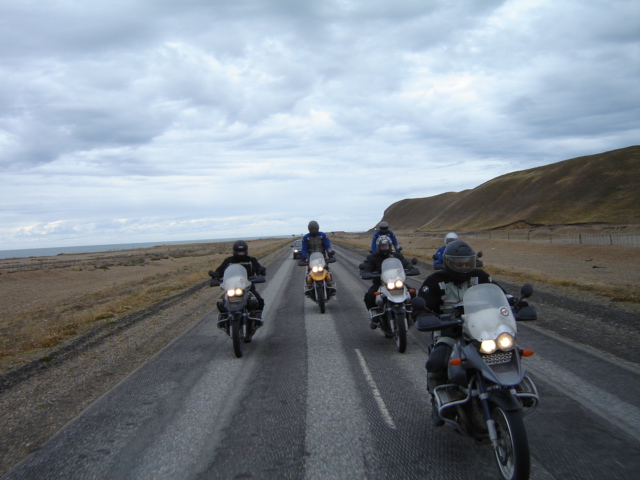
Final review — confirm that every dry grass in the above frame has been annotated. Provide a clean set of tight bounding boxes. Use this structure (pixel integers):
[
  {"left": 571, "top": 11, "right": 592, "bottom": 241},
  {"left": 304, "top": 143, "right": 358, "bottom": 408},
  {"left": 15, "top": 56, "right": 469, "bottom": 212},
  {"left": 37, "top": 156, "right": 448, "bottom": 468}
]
[
  {"left": 333, "top": 232, "right": 640, "bottom": 306},
  {"left": 0, "top": 238, "right": 290, "bottom": 372}
]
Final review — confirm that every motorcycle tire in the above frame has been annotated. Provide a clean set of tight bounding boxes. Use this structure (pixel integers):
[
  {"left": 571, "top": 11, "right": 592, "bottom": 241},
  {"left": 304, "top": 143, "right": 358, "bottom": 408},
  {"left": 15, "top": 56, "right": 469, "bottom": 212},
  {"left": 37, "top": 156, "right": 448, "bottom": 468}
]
[
  {"left": 231, "top": 314, "right": 244, "bottom": 358},
  {"left": 318, "top": 292, "right": 326, "bottom": 314},
  {"left": 492, "top": 406, "right": 530, "bottom": 480},
  {"left": 391, "top": 311, "right": 407, "bottom": 353}
]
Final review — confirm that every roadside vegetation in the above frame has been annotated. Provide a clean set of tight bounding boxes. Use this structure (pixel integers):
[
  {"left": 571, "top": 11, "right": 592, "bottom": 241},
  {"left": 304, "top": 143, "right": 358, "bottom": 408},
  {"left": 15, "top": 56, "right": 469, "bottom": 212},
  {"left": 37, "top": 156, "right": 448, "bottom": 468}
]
[
  {"left": 0, "top": 238, "right": 289, "bottom": 374},
  {"left": 333, "top": 232, "right": 640, "bottom": 306}
]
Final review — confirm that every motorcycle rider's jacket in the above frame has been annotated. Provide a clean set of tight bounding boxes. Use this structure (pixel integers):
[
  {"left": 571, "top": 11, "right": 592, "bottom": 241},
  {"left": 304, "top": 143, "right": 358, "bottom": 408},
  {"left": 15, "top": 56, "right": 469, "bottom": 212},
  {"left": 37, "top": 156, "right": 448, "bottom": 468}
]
[
  {"left": 361, "top": 251, "right": 412, "bottom": 287},
  {"left": 371, "top": 229, "right": 399, "bottom": 252},
  {"left": 301, "top": 231, "right": 332, "bottom": 259},
  {"left": 418, "top": 269, "right": 499, "bottom": 315},
  {"left": 214, "top": 255, "right": 264, "bottom": 279}
]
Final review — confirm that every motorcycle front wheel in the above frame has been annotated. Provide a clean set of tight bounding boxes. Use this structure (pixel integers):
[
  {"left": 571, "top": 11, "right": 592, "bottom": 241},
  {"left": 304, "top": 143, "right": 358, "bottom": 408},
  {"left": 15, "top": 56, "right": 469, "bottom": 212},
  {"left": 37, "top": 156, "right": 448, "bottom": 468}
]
[
  {"left": 231, "top": 314, "right": 244, "bottom": 358},
  {"left": 316, "top": 282, "right": 326, "bottom": 314},
  {"left": 492, "top": 406, "right": 530, "bottom": 480},
  {"left": 391, "top": 311, "right": 407, "bottom": 353}
]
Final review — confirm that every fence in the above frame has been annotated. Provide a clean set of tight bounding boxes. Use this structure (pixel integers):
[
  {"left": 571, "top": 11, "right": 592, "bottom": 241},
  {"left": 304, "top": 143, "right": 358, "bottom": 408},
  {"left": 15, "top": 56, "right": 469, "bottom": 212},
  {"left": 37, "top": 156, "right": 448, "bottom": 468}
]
[{"left": 408, "top": 231, "right": 640, "bottom": 247}]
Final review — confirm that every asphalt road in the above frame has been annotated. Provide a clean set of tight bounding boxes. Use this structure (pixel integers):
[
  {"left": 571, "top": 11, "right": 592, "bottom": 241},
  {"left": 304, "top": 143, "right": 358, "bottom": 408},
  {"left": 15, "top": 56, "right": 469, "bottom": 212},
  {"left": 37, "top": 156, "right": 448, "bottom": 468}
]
[{"left": 4, "top": 245, "right": 640, "bottom": 479}]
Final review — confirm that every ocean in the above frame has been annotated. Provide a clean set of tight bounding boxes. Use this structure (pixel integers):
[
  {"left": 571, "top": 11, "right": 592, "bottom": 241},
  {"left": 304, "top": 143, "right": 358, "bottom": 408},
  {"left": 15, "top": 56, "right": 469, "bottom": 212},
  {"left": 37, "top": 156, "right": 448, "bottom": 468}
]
[{"left": 0, "top": 236, "right": 291, "bottom": 260}]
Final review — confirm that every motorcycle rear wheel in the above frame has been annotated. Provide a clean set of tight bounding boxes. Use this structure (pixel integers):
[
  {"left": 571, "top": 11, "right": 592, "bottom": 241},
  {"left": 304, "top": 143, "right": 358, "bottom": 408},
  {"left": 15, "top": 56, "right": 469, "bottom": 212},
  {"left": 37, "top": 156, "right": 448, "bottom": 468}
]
[
  {"left": 231, "top": 314, "right": 244, "bottom": 358},
  {"left": 492, "top": 406, "right": 530, "bottom": 480}
]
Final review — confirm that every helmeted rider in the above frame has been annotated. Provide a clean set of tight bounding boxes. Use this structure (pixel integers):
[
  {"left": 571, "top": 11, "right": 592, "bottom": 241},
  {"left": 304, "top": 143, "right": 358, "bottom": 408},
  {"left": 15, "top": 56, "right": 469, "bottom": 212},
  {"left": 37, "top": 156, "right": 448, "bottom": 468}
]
[
  {"left": 413, "top": 240, "right": 503, "bottom": 426},
  {"left": 361, "top": 236, "right": 414, "bottom": 329},
  {"left": 212, "top": 240, "right": 266, "bottom": 327},
  {"left": 301, "top": 220, "right": 334, "bottom": 261},
  {"left": 433, "top": 232, "right": 458, "bottom": 267},
  {"left": 370, "top": 221, "right": 400, "bottom": 253}
]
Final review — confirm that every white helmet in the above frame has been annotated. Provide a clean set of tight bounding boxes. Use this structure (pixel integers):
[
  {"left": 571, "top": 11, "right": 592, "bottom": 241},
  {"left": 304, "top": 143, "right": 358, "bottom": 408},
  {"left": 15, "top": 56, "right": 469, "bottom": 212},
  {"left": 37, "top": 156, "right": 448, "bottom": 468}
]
[{"left": 444, "top": 232, "right": 458, "bottom": 245}]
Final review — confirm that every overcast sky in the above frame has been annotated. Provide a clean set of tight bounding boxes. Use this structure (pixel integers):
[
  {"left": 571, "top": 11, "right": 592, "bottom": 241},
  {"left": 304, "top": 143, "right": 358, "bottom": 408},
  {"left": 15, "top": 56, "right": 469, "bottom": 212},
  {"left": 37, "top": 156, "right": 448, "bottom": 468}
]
[{"left": 1, "top": 0, "right": 638, "bottom": 250}]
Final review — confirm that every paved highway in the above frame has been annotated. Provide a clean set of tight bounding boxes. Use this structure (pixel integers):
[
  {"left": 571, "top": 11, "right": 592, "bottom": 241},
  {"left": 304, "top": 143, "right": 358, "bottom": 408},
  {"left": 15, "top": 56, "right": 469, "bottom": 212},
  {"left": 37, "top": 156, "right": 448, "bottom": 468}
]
[{"left": 4, "top": 245, "right": 640, "bottom": 479}]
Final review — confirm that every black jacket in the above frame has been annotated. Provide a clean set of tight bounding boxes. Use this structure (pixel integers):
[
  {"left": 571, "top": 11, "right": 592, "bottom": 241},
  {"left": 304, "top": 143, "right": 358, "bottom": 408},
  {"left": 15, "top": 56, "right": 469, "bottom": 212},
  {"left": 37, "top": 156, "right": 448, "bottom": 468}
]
[
  {"left": 214, "top": 255, "right": 264, "bottom": 279},
  {"left": 361, "top": 252, "right": 412, "bottom": 286},
  {"left": 417, "top": 268, "right": 500, "bottom": 313}
]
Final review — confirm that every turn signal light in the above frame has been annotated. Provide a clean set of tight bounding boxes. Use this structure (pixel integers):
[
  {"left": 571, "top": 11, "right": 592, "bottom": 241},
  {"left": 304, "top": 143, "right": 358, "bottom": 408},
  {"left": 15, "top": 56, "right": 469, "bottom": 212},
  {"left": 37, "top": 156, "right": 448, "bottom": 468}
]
[
  {"left": 521, "top": 349, "right": 535, "bottom": 357},
  {"left": 374, "top": 292, "right": 382, "bottom": 296},
  {"left": 449, "top": 358, "right": 462, "bottom": 366},
  {"left": 408, "top": 289, "right": 416, "bottom": 294}
]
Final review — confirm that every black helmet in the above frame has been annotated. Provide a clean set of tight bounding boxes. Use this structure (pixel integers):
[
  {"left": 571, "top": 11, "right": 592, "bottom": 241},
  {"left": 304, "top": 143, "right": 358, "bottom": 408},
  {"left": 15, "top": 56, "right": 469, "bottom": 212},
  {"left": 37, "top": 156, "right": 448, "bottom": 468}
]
[
  {"left": 378, "top": 221, "right": 389, "bottom": 233},
  {"left": 233, "top": 240, "right": 248, "bottom": 256},
  {"left": 376, "top": 235, "right": 393, "bottom": 256},
  {"left": 308, "top": 220, "right": 319, "bottom": 235},
  {"left": 443, "top": 240, "right": 476, "bottom": 282}
]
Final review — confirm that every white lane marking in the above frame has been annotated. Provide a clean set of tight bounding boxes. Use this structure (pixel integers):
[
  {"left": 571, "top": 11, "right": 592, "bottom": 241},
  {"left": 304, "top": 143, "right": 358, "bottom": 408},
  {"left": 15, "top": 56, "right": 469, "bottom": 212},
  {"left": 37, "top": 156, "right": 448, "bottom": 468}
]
[
  {"left": 355, "top": 349, "right": 397, "bottom": 430},
  {"left": 525, "top": 354, "right": 640, "bottom": 443}
]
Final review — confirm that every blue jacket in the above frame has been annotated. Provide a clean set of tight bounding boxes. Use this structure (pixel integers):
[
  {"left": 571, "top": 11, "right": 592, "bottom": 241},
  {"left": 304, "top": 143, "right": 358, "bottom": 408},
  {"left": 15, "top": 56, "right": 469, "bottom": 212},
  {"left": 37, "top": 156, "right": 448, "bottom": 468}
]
[
  {"left": 434, "top": 245, "right": 446, "bottom": 266},
  {"left": 371, "top": 230, "right": 398, "bottom": 252},
  {"left": 301, "top": 232, "right": 332, "bottom": 259}
]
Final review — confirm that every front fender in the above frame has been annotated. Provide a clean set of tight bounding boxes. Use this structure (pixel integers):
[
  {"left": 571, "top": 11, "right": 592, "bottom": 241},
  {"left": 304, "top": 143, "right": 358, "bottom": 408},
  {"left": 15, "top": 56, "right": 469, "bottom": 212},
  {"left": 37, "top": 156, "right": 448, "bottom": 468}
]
[{"left": 488, "top": 388, "right": 522, "bottom": 412}]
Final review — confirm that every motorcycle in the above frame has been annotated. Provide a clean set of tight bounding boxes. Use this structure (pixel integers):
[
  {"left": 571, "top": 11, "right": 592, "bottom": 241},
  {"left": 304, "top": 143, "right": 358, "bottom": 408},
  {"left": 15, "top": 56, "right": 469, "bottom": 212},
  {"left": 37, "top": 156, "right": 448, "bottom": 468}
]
[
  {"left": 359, "top": 257, "right": 420, "bottom": 353},
  {"left": 413, "top": 283, "right": 539, "bottom": 480},
  {"left": 208, "top": 264, "right": 266, "bottom": 358},
  {"left": 298, "top": 252, "right": 336, "bottom": 314}
]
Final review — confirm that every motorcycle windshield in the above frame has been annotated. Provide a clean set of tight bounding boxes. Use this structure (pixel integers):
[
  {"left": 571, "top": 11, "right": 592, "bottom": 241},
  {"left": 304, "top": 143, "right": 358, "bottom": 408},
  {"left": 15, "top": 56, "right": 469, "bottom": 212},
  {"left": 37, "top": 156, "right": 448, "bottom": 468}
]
[
  {"left": 380, "top": 257, "right": 406, "bottom": 284},
  {"left": 221, "top": 264, "right": 252, "bottom": 291},
  {"left": 462, "top": 284, "right": 517, "bottom": 341},
  {"left": 308, "top": 252, "right": 326, "bottom": 269}
]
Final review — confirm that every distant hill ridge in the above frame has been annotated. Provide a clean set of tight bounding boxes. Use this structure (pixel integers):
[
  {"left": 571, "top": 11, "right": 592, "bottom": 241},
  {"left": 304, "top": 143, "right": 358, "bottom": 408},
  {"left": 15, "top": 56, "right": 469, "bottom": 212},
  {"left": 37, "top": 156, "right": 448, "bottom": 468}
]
[{"left": 379, "top": 145, "right": 640, "bottom": 232}]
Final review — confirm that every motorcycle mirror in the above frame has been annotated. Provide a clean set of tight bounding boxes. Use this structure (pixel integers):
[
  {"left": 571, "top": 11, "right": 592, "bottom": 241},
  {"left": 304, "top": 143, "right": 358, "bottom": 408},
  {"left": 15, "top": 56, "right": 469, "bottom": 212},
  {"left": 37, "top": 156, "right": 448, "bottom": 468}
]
[
  {"left": 432, "top": 253, "right": 438, "bottom": 260},
  {"left": 208, "top": 270, "right": 215, "bottom": 277},
  {"left": 520, "top": 283, "right": 533, "bottom": 298},
  {"left": 259, "top": 266, "right": 266, "bottom": 275},
  {"left": 411, "top": 257, "right": 418, "bottom": 265},
  {"left": 477, "top": 251, "right": 483, "bottom": 258}
]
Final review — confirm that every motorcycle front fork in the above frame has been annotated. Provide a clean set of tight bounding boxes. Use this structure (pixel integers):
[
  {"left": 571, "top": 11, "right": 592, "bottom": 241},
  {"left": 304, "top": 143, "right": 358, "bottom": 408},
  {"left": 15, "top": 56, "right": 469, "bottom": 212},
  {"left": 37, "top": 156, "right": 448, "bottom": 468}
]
[{"left": 476, "top": 375, "right": 500, "bottom": 449}]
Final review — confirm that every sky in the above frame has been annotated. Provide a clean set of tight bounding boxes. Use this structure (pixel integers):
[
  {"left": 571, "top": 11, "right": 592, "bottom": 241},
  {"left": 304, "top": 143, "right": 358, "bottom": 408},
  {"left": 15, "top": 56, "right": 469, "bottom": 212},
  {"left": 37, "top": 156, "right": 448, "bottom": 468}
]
[{"left": 1, "top": 0, "right": 638, "bottom": 250}]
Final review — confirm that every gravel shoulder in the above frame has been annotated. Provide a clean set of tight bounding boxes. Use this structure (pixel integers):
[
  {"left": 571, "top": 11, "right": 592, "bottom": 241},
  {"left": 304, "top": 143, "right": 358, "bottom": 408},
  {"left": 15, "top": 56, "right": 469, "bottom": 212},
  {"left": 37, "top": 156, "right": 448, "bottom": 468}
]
[{"left": 1, "top": 235, "right": 639, "bottom": 476}]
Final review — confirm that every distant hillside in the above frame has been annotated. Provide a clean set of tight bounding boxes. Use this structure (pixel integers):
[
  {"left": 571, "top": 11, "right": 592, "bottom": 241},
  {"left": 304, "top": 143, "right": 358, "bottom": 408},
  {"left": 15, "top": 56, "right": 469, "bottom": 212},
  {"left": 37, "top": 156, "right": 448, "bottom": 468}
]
[{"left": 379, "top": 146, "right": 640, "bottom": 232}]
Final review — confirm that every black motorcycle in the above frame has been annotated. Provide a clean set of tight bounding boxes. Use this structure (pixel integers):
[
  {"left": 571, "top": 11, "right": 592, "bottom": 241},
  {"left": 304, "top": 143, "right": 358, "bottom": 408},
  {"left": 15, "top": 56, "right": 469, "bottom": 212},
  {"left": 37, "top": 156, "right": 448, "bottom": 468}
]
[
  {"left": 208, "top": 264, "right": 266, "bottom": 358},
  {"left": 414, "top": 283, "right": 539, "bottom": 480}
]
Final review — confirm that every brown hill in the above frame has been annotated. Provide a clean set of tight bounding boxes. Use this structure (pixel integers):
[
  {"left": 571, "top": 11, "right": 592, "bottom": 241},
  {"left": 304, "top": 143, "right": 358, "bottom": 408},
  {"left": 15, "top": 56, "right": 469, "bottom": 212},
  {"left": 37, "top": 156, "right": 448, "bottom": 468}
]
[{"left": 379, "top": 146, "right": 640, "bottom": 232}]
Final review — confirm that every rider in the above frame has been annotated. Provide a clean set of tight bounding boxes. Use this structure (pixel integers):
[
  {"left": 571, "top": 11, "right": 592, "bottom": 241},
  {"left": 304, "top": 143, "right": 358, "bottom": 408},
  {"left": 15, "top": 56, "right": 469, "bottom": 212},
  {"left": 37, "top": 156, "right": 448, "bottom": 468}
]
[
  {"left": 370, "top": 221, "right": 400, "bottom": 253},
  {"left": 301, "top": 220, "right": 335, "bottom": 262},
  {"left": 413, "top": 240, "right": 502, "bottom": 426},
  {"left": 361, "top": 236, "right": 414, "bottom": 329},
  {"left": 212, "top": 240, "right": 266, "bottom": 326},
  {"left": 433, "top": 232, "right": 458, "bottom": 267}
]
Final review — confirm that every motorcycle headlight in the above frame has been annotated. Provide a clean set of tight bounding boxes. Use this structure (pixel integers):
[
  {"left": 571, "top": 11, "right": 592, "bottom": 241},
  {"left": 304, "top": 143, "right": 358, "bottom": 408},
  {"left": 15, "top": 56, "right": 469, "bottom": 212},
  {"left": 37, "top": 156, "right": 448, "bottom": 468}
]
[
  {"left": 312, "top": 265, "right": 324, "bottom": 273},
  {"left": 480, "top": 339, "right": 497, "bottom": 354},
  {"left": 386, "top": 280, "right": 404, "bottom": 290},
  {"left": 227, "top": 288, "right": 244, "bottom": 297},
  {"left": 497, "top": 333, "right": 515, "bottom": 351}
]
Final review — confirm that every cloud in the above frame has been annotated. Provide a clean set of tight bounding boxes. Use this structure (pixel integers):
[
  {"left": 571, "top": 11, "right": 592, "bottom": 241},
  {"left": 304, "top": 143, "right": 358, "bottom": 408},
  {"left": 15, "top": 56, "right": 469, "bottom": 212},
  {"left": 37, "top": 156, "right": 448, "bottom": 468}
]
[{"left": 0, "top": 0, "right": 638, "bottom": 250}]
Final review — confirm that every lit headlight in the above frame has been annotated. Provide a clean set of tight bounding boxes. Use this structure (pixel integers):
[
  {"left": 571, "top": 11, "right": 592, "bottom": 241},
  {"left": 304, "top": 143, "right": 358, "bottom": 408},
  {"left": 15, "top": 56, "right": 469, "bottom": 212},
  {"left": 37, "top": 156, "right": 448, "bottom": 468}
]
[
  {"left": 312, "top": 265, "right": 324, "bottom": 273},
  {"left": 497, "top": 333, "right": 515, "bottom": 351},
  {"left": 480, "top": 339, "right": 497, "bottom": 354},
  {"left": 386, "top": 280, "right": 404, "bottom": 290},
  {"left": 227, "top": 288, "right": 244, "bottom": 297}
]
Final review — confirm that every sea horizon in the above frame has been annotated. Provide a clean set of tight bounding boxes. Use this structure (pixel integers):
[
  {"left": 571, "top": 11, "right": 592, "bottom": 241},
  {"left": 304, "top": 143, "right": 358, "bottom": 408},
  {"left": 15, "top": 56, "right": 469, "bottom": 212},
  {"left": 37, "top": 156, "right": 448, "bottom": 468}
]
[{"left": 0, "top": 235, "right": 294, "bottom": 260}]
